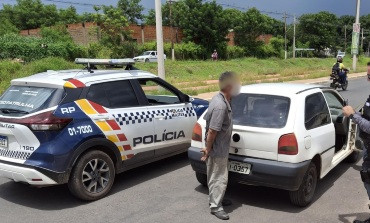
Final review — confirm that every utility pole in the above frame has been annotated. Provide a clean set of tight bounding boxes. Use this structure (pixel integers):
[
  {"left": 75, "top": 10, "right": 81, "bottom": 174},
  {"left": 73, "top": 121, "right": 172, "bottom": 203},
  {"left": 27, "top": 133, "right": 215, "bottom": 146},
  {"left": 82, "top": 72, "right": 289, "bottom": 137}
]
[
  {"left": 155, "top": 0, "right": 165, "bottom": 79},
  {"left": 168, "top": 0, "right": 176, "bottom": 61},
  {"left": 361, "top": 28, "right": 364, "bottom": 50},
  {"left": 352, "top": 0, "right": 361, "bottom": 72},
  {"left": 284, "top": 12, "right": 288, "bottom": 60},
  {"left": 293, "top": 15, "right": 296, "bottom": 59},
  {"left": 344, "top": 25, "right": 347, "bottom": 50}
]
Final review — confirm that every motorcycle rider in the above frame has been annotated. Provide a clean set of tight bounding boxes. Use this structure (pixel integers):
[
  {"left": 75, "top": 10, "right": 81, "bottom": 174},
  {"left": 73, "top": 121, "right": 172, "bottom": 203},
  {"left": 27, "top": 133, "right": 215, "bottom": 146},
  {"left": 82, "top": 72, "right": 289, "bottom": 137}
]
[
  {"left": 343, "top": 62, "right": 370, "bottom": 223},
  {"left": 332, "top": 56, "right": 348, "bottom": 84}
]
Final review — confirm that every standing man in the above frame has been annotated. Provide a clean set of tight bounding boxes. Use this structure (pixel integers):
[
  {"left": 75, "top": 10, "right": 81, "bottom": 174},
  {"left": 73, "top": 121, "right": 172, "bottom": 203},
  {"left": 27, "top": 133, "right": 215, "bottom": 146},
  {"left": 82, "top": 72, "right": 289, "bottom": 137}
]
[
  {"left": 343, "top": 62, "right": 370, "bottom": 223},
  {"left": 201, "top": 72, "right": 241, "bottom": 220}
]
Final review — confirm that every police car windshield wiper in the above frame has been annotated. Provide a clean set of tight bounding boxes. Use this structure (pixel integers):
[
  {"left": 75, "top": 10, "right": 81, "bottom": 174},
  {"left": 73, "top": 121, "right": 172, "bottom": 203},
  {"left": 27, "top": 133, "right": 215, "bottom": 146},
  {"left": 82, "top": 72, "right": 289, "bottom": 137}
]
[{"left": 0, "top": 109, "right": 29, "bottom": 114}]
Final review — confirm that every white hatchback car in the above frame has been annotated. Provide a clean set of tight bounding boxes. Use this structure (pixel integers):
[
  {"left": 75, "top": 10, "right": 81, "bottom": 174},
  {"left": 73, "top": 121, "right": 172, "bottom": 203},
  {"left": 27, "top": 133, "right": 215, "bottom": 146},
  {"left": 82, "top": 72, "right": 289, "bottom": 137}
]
[
  {"left": 133, "top": 51, "right": 167, "bottom": 63},
  {"left": 188, "top": 83, "right": 359, "bottom": 207}
]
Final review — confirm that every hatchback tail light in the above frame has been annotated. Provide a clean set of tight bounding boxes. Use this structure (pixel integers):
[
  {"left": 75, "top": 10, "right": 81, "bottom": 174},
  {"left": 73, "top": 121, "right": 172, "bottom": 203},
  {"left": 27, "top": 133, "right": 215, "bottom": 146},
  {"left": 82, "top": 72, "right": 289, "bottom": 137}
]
[
  {"left": 192, "top": 122, "right": 202, "bottom": 142},
  {"left": 278, "top": 133, "right": 298, "bottom": 155},
  {"left": 0, "top": 111, "right": 72, "bottom": 131}
]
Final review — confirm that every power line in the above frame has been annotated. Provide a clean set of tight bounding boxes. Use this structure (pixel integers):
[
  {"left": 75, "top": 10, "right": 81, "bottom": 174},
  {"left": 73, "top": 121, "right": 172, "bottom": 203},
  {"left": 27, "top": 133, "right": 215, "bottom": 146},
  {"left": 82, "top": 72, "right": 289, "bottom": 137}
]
[{"left": 202, "top": 0, "right": 293, "bottom": 17}]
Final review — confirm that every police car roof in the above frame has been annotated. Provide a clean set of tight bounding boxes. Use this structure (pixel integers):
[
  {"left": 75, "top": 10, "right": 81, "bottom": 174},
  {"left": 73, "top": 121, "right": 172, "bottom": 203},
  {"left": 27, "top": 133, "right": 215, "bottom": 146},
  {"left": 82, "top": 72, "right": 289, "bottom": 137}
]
[
  {"left": 11, "top": 69, "right": 157, "bottom": 89},
  {"left": 240, "top": 83, "right": 323, "bottom": 97}
]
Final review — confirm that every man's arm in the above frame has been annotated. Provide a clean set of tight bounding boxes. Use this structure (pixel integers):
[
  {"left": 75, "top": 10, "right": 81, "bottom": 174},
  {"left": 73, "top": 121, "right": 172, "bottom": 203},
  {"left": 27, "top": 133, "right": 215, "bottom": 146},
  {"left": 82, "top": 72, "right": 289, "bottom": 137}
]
[
  {"left": 201, "top": 108, "right": 225, "bottom": 161},
  {"left": 201, "top": 129, "right": 218, "bottom": 161},
  {"left": 343, "top": 106, "right": 370, "bottom": 134},
  {"left": 353, "top": 113, "right": 370, "bottom": 134}
]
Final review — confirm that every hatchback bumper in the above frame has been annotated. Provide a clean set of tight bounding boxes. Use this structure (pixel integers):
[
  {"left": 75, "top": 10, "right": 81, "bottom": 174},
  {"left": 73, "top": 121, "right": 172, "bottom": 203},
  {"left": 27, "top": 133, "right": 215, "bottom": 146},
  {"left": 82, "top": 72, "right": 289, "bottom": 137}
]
[
  {"left": 0, "top": 160, "right": 58, "bottom": 185},
  {"left": 188, "top": 146, "right": 310, "bottom": 191}
]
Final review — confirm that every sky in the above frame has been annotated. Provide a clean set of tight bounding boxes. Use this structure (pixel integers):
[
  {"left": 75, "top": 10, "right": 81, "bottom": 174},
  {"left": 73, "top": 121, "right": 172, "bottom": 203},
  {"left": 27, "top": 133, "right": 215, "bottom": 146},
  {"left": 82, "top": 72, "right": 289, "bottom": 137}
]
[{"left": 1, "top": 0, "right": 370, "bottom": 20}]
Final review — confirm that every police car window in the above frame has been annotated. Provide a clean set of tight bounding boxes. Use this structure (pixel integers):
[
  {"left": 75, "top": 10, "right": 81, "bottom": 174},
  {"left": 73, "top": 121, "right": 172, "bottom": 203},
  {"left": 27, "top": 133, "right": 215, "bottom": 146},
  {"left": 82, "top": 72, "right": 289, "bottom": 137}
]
[
  {"left": 0, "top": 85, "right": 63, "bottom": 115},
  {"left": 86, "top": 84, "right": 109, "bottom": 107},
  {"left": 87, "top": 81, "right": 139, "bottom": 108},
  {"left": 232, "top": 94, "right": 290, "bottom": 128},
  {"left": 305, "top": 93, "right": 331, "bottom": 130},
  {"left": 138, "top": 80, "right": 180, "bottom": 105}
]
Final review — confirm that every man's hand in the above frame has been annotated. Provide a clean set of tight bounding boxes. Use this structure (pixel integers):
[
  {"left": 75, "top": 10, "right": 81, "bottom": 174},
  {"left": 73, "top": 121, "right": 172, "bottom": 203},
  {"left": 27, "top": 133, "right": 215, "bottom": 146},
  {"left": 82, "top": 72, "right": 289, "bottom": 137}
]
[
  {"left": 343, "top": 106, "right": 356, "bottom": 117},
  {"left": 201, "top": 148, "right": 210, "bottom": 161}
]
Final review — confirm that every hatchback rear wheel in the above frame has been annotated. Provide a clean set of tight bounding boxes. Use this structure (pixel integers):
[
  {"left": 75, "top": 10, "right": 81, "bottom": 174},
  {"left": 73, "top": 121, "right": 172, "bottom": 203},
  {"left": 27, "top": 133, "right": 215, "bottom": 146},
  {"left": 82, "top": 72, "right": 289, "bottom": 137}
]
[
  {"left": 289, "top": 162, "right": 317, "bottom": 207},
  {"left": 195, "top": 172, "right": 208, "bottom": 187},
  {"left": 68, "top": 150, "right": 115, "bottom": 201}
]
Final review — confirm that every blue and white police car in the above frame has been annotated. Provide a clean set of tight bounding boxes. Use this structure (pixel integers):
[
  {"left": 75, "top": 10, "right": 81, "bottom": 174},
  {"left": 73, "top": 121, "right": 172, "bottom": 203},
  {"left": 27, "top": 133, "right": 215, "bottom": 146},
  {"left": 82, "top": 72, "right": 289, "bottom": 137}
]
[{"left": 0, "top": 58, "right": 206, "bottom": 200}]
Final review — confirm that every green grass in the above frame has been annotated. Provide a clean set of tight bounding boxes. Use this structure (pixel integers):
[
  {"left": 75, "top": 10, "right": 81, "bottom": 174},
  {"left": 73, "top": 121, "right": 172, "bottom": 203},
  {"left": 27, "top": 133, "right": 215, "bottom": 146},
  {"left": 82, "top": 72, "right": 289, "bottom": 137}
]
[{"left": 0, "top": 57, "right": 368, "bottom": 95}]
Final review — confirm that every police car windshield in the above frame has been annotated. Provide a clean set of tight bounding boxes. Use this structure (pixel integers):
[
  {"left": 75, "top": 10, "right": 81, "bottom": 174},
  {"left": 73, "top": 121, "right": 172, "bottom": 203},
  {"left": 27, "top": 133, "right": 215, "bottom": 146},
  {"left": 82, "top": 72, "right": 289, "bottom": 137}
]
[
  {"left": 232, "top": 94, "right": 290, "bottom": 128},
  {"left": 0, "top": 86, "right": 64, "bottom": 115},
  {"left": 142, "top": 51, "right": 151, "bottom": 56}
]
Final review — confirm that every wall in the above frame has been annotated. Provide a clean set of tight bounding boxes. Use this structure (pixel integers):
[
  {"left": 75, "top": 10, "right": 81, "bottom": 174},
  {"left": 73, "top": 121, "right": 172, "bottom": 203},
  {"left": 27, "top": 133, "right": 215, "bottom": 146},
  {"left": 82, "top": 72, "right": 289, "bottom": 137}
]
[{"left": 19, "top": 22, "right": 183, "bottom": 45}]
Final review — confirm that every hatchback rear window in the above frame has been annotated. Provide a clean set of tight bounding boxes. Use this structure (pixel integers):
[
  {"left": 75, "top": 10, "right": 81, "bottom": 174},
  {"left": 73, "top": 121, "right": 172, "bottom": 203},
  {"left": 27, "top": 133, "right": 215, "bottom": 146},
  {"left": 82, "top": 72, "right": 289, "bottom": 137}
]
[
  {"left": 232, "top": 94, "right": 290, "bottom": 128},
  {"left": 0, "top": 85, "right": 64, "bottom": 115}
]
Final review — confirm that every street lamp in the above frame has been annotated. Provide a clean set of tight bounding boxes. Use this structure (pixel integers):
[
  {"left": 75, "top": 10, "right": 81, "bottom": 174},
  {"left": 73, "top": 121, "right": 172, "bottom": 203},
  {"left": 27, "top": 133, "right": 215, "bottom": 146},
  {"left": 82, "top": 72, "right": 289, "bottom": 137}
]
[{"left": 167, "top": 0, "right": 178, "bottom": 61}]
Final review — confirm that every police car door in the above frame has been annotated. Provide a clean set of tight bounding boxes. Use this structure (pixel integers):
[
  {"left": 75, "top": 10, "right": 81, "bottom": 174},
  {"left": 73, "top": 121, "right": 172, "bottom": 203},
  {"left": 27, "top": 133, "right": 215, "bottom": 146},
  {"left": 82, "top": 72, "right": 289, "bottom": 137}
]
[
  {"left": 135, "top": 78, "right": 196, "bottom": 156},
  {"left": 85, "top": 80, "right": 154, "bottom": 162}
]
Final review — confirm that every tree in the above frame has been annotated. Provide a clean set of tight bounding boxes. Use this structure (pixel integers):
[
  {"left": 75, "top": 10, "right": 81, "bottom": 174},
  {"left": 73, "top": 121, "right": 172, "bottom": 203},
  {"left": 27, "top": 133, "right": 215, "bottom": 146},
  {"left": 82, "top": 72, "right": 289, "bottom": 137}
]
[
  {"left": 298, "top": 11, "right": 339, "bottom": 54},
  {"left": 0, "top": 18, "right": 19, "bottom": 36},
  {"left": 59, "top": 6, "right": 80, "bottom": 24},
  {"left": 176, "top": 0, "right": 229, "bottom": 56},
  {"left": 117, "top": 0, "right": 144, "bottom": 24},
  {"left": 92, "top": 6, "right": 129, "bottom": 46},
  {"left": 144, "top": 3, "right": 179, "bottom": 27},
  {"left": 0, "top": 0, "right": 59, "bottom": 29},
  {"left": 223, "top": 8, "right": 243, "bottom": 30},
  {"left": 234, "top": 8, "right": 275, "bottom": 56}
]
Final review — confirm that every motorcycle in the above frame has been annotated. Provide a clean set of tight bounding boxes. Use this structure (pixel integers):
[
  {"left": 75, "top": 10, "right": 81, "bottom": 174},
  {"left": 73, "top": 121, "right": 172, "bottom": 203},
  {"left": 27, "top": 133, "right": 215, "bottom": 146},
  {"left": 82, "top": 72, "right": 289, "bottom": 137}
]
[{"left": 330, "top": 69, "right": 348, "bottom": 91}]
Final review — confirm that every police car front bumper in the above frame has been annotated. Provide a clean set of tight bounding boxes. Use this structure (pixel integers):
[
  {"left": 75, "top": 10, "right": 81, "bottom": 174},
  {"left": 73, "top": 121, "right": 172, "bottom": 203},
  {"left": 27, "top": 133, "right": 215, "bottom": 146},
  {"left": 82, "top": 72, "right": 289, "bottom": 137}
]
[
  {"left": 188, "top": 146, "right": 310, "bottom": 191},
  {"left": 0, "top": 160, "right": 57, "bottom": 185}
]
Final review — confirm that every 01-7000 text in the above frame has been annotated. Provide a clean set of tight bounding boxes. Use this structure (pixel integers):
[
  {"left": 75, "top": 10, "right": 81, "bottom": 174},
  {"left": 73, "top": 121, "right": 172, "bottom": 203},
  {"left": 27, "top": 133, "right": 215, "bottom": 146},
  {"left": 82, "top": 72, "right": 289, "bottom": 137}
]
[{"left": 68, "top": 125, "right": 93, "bottom": 136}]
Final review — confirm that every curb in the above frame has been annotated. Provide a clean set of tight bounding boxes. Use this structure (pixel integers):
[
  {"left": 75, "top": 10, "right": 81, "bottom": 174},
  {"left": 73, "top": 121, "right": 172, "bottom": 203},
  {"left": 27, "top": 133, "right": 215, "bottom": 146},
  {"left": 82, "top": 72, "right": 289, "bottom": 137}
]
[{"left": 195, "top": 72, "right": 367, "bottom": 101}]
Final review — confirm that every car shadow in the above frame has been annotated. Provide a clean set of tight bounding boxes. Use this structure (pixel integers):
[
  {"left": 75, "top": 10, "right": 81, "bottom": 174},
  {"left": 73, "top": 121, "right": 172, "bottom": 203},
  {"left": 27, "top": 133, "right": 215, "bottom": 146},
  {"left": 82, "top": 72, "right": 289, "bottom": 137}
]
[
  {"left": 338, "top": 212, "right": 370, "bottom": 223},
  {"left": 0, "top": 153, "right": 190, "bottom": 211},
  {"left": 194, "top": 160, "right": 358, "bottom": 214}
]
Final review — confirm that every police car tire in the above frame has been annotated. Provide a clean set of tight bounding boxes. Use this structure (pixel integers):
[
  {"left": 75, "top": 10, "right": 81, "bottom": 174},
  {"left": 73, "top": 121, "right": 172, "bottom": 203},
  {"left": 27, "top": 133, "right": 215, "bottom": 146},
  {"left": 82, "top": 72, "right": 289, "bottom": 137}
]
[
  {"left": 289, "top": 162, "right": 317, "bottom": 207},
  {"left": 345, "top": 150, "right": 359, "bottom": 164},
  {"left": 195, "top": 172, "right": 208, "bottom": 187},
  {"left": 68, "top": 150, "right": 115, "bottom": 201},
  {"left": 145, "top": 59, "right": 149, "bottom": 63}
]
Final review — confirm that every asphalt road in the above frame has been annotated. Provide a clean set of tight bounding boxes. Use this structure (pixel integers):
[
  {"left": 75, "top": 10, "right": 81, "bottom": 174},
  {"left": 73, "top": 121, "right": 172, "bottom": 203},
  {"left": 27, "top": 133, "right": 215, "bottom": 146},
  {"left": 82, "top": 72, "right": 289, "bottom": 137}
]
[{"left": 0, "top": 77, "right": 370, "bottom": 223}]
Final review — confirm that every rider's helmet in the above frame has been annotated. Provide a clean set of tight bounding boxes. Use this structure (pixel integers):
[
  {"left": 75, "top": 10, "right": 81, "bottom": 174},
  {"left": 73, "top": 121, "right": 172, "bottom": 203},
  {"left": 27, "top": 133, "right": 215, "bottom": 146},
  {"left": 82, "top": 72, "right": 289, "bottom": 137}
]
[{"left": 337, "top": 56, "right": 343, "bottom": 63}]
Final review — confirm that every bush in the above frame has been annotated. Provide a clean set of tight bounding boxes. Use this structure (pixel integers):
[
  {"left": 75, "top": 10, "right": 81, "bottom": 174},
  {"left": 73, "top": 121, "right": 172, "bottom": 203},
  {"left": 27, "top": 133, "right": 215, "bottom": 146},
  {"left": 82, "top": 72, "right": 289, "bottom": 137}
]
[
  {"left": 0, "top": 57, "right": 78, "bottom": 93},
  {"left": 137, "top": 41, "right": 207, "bottom": 60},
  {"left": 226, "top": 46, "right": 245, "bottom": 59},
  {"left": 0, "top": 34, "right": 87, "bottom": 61},
  {"left": 87, "top": 43, "right": 112, "bottom": 58}
]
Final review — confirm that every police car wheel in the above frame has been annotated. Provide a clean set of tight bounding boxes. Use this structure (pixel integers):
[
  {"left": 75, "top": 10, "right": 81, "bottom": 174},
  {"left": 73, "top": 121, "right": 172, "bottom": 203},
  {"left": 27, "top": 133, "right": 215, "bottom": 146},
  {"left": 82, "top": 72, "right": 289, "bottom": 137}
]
[
  {"left": 145, "top": 58, "right": 149, "bottom": 63},
  {"left": 195, "top": 172, "right": 208, "bottom": 187},
  {"left": 289, "top": 162, "right": 317, "bottom": 207},
  {"left": 68, "top": 150, "right": 115, "bottom": 201}
]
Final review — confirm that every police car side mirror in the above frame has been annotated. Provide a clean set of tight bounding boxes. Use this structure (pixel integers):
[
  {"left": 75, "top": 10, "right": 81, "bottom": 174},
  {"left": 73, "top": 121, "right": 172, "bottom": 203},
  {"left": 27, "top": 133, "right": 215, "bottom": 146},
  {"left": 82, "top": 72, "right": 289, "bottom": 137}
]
[{"left": 182, "top": 94, "right": 192, "bottom": 103}]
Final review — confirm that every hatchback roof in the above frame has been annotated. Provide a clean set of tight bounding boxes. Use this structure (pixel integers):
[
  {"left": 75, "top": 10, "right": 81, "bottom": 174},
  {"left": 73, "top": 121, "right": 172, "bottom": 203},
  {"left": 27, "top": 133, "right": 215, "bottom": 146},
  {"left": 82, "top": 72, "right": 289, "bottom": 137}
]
[{"left": 240, "top": 83, "right": 322, "bottom": 96}]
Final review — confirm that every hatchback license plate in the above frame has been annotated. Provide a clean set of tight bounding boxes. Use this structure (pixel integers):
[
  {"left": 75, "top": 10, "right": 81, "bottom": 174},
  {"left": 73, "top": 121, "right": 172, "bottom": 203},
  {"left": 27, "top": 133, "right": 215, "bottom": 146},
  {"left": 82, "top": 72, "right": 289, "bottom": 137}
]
[
  {"left": 228, "top": 161, "right": 251, "bottom": 175},
  {"left": 0, "top": 135, "right": 8, "bottom": 148}
]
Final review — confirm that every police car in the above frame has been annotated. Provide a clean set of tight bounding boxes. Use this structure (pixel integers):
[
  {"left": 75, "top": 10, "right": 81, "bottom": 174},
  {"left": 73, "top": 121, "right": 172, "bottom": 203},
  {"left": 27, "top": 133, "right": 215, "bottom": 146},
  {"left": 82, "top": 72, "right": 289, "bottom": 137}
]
[
  {"left": 0, "top": 58, "right": 200, "bottom": 201},
  {"left": 189, "top": 83, "right": 359, "bottom": 207}
]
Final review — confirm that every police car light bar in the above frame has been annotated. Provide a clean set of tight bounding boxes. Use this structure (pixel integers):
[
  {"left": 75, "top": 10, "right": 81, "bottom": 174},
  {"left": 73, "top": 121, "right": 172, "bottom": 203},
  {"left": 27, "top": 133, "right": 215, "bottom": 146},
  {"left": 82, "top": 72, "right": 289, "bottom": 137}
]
[{"left": 75, "top": 58, "right": 135, "bottom": 66}]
